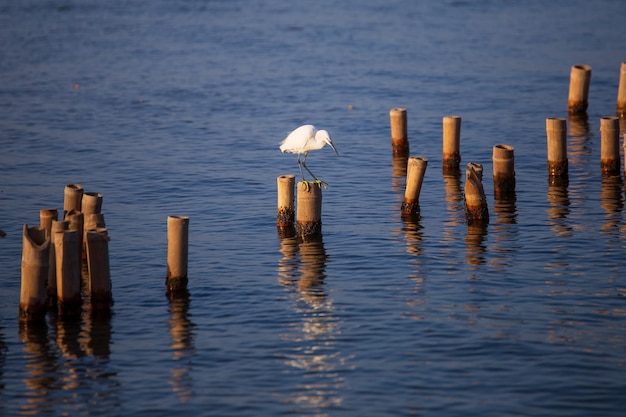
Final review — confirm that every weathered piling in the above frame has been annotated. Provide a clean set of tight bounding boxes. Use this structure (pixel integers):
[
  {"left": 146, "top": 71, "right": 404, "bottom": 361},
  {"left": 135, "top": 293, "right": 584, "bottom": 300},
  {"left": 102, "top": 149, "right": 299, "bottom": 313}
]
[
  {"left": 600, "top": 116, "right": 620, "bottom": 176},
  {"left": 464, "top": 163, "right": 489, "bottom": 224},
  {"left": 277, "top": 174, "right": 296, "bottom": 234},
  {"left": 568, "top": 64, "right": 591, "bottom": 114},
  {"left": 55, "top": 230, "right": 82, "bottom": 316},
  {"left": 20, "top": 225, "right": 50, "bottom": 321},
  {"left": 167, "top": 216, "right": 189, "bottom": 293},
  {"left": 82, "top": 191, "right": 103, "bottom": 216},
  {"left": 617, "top": 62, "right": 626, "bottom": 117},
  {"left": 47, "top": 220, "right": 68, "bottom": 307},
  {"left": 39, "top": 209, "right": 58, "bottom": 234},
  {"left": 63, "top": 183, "right": 84, "bottom": 217},
  {"left": 389, "top": 107, "right": 409, "bottom": 156},
  {"left": 86, "top": 228, "right": 112, "bottom": 312},
  {"left": 442, "top": 116, "right": 461, "bottom": 170},
  {"left": 546, "top": 118, "right": 569, "bottom": 181},
  {"left": 85, "top": 213, "right": 106, "bottom": 233},
  {"left": 492, "top": 144, "right": 516, "bottom": 194},
  {"left": 296, "top": 181, "right": 322, "bottom": 241},
  {"left": 401, "top": 156, "right": 428, "bottom": 217},
  {"left": 66, "top": 209, "right": 84, "bottom": 260}
]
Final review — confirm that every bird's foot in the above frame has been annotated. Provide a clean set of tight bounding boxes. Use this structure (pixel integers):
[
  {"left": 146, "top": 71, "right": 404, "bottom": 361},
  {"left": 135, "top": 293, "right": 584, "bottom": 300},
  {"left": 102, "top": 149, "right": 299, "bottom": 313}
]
[{"left": 313, "top": 179, "right": 328, "bottom": 190}]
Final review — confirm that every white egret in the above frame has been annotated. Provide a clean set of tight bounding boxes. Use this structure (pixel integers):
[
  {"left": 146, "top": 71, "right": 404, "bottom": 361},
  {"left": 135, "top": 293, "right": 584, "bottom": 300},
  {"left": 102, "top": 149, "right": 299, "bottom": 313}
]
[{"left": 279, "top": 124, "right": 339, "bottom": 187}]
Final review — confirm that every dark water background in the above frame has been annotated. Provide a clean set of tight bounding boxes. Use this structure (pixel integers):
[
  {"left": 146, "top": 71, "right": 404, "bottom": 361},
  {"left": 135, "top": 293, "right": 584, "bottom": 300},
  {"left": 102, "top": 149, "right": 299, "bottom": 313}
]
[{"left": 1, "top": 0, "right": 626, "bottom": 415}]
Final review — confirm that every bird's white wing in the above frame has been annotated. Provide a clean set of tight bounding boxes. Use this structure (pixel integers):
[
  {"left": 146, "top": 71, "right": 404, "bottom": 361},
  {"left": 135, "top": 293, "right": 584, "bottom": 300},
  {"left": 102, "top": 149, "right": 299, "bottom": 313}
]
[{"left": 280, "top": 124, "right": 316, "bottom": 153}]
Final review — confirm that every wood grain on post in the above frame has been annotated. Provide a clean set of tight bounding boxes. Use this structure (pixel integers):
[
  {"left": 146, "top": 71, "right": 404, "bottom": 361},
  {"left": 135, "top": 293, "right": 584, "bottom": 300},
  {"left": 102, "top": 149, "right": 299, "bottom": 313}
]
[
  {"left": 546, "top": 118, "right": 568, "bottom": 178},
  {"left": 167, "top": 216, "right": 189, "bottom": 293},
  {"left": 492, "top": 144, "right": 515, "bottom": 194},
  {"left": 63, "top": 183, "right": 84, "bottom": 217},
  {"left": 86, "top": 228, "right": 112, "bottom": 311},
  {"left": 401, "top": 156, "right": 428, "bottom": 216},
  {"left": 442, "top": 116, "right": 461, "bottom": 170},
  {"left": 47, "top": 220, "right": 68, "bottom": 307},
  {"left": 568, "top": 64, "right": 591, "bottom": 114},
  {"left": 82, "top": 191, "right": 103, "bottom": 216},
  {"left": 277, "top": 174, "right": 296, "bottom": 230},
  {"left": 66, "top": 209, "right": 84, "bottom": 259},
  {"left": 600, "top": 116, "right": 620, "bottom": 176},
  {"left": 389, "top": 107, "right": 409, "bottom": 156},
  {"left": 617, "top": 62, "right": 626, "bottom": 116},
  {"left": 55, "top": 230, "right": 82, "bottom": 316},
  {"left": 464, "top": 163, "right": 489, "bottom": 224},
  {"left": 20, "top": 225, "right": 50, "bottom": 321},
  {"left": 296, "top": 181, "right": 322, "bottom": 241}
]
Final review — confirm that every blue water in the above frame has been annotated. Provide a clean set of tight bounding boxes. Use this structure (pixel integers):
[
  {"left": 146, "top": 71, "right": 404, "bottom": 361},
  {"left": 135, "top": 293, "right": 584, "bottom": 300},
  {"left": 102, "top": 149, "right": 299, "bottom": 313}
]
[{"left": 2, "top": 0, "right": 626, "bottom": 415}]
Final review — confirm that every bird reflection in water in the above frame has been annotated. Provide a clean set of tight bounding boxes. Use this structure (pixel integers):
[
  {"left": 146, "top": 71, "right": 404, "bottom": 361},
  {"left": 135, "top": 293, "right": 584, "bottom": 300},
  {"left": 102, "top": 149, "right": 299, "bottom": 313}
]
[
  {"left": 277, "top": 234, "right": 347, "bottom": 412},
  {"left": 167, "top": 289, "right": 195, "bottom": 403}
]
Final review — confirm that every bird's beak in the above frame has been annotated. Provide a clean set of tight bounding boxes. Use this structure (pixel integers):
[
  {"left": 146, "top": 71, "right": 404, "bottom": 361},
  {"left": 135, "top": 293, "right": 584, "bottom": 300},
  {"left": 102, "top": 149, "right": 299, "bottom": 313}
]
[{"left": 328, "top": 141, "right": 339, "bottom": 156}]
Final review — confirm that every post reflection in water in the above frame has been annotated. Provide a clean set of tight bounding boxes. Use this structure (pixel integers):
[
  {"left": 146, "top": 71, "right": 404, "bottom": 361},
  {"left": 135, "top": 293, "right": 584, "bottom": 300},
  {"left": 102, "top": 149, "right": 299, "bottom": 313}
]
[
  {"left": 568, "top": 113, "right": 592, "bottom": 165},
  {"left": 491, "top": 192, "right": 519, "bottom": 270},
  {"left": 277, "top": 234, "right": 346, "bottom": 413},
  {"left": 547, "top": 181, "right": 572, "bottom": 237},
  {"left": 167, "top": 290, "right": 196, "bottom": 403},
  {"left": 391, "top": 155, "right": 409, "bottom": 192},
  {"left": 600, "top": 175, "right": 624, "bottom": 233},
  {"left": 465, "top": 224, "right": 488, "bottom": 268},
  {"left": 18, "top": 311, "right": 119, "bottom": 415}
]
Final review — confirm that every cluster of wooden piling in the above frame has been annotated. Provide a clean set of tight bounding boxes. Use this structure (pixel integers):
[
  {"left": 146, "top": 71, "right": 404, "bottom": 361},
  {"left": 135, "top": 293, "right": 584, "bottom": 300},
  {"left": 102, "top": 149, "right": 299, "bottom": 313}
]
[
  {"left": 20, "top": 184, "right": 111, "bottom": 322},
  {"left": 390, "top": 62, "right": 626, "bottom": 227},
  {"left": 276, "top": 175, "right": 324, "bottom": 242}
]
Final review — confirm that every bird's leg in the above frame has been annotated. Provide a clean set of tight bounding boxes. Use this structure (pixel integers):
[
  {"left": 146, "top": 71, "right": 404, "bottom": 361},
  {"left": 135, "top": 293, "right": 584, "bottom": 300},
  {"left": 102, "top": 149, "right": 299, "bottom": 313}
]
[
  {"left": 302, "top": 153, "right": 328, "bottom": 189},
  {"left": 297, "top": 154, "right": 311, "bottom": 191}
]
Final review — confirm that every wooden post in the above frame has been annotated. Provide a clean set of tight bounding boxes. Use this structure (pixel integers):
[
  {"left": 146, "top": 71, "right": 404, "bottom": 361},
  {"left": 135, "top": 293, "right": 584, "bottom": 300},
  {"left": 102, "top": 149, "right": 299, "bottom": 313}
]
[
  {"left": 39, "top": 208, "right": 58, "bottom": 234},
  {"left": 63, "top": 183, "right": 84, "bottom": 217},
  {"left": 492, "top": 144, "right": 515, "bottom": 194},
  {"left": 464, "top": 163, "right": 489, "bottom": 224},
  {"left": 296, "top": 182, "right": 322, "bottom": 241},
  {"left": 617, "top": 62, "right": 626, "bottom": 116},
  {"left": 20, "top": 225, "right": 50, "bottom": 321},
  {"left": 546, "top": 118, "right": 568, "bottom": 179},
  {"left": 86, "top": 228, "right": 112, "bottom": 312},
  {"left": 389, "top": 108, "right": 409, "bottom": 156},
  {"left": 167, "top": 216, "right": 189, "bottom": 293},
  {"left": 55, "top": 230, "right": 82, "bottom": 316},
  {"left": 600, "top": 116, "right": 620, "bottom": 176},
  {"left": 276, "top": 174, "right": 296, "bottom": 232},
  {"left": 442, "top": 116, "right": 461, "bottom": 170},
  {"left": 66, "top": 209, "right": 84, "bottom": 259},
  {"left": 568, "top": 64, "right": 591, "bottom": 114},
  {"left": 47, "top": 220, "right": 68, "bottom": 307},
  {"left": 401, "top": 156, "right": 428, "bottom": 216},
  {"left": 82, "top": 191, "right": 103, "bottom": 216}
]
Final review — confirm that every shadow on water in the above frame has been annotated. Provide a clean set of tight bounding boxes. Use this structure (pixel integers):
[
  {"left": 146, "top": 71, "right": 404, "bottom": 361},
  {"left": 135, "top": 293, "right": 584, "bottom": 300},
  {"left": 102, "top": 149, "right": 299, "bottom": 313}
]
[
  {"left": 17, "top": 311, "right": 119, "bottom": 415},
  {"left": 276, "top": 233, "right": 347, "bottom": 413},
  {"left": 167, "top": 290, "right": 196, "bottom": 403}
]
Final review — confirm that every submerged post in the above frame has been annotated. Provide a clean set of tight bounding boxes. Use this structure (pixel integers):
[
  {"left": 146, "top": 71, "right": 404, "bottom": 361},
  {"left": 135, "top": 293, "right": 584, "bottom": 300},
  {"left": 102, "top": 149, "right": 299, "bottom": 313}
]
[
  {"left": 568, "top": 64, "right": 592, "bottom": 114},
  {"left": 389, "top": 107, "right": 409, "bottom": 156},
  {"left": 55, "top": 230, "right": 82, "bottom": 316},
  {"left": 86, "top": 228, "right": 112, "bottom": 312},
  {"left": 276, "top": 174, "right": 296, "bottom": 231},
  {"left": 63, "top": 183, "right": 84, "bottom": 217},
  {"left": 546, "top": 118, "right": 568, "bottom": 180},
  {"left": 600, "top": 116, "right": 620, "bottom": 176},
  {"left": 442, "top": 116, "right": 461, "bottom": 170},
  {"left": 20, "top": 225, "right": 50, "bottom": 321},
  {"left": 464, "top": 163, "right": 489, "bottom": 224},
  {"left": 492, "top": 144, "right": 515, "bottom": 194},
  {"left": 401, "top": 156, "right": 428, "bottom": 217},
  {"left": 296, "top": 182, "right": 322, "bottom": 241},
  {"left": 617, "top": 62, "right": 626, "bottom": 117},
  {"left": 167, "top": 216, "right": 189, "bottom": 293}
]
